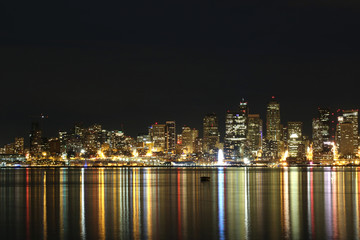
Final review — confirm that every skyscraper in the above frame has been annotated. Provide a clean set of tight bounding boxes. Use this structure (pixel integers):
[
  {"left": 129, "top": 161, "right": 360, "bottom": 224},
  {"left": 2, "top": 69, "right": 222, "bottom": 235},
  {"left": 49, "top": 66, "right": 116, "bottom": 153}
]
[
  {"left": 166, "top": 121, "right": 176, "bottom": 153},
  {"left": 313, "top": 108, "right": 333, "bottom": 161},
  {"left": 149, "top": 123, "right": 166, "bottom": 152},
  {"left": 247, "top": 114, "right": 262, "bottom": 157},
  {"left": 266, "top": 97, "right": 281, "bottom": 141},
  {"left": 336, "top": 109, "right": 359, "bottom": 157},
  {"left": 287, "top": 121, "right": 304, "bottom": 159},
  {"left": 181, "top": 126, "right": 199, "bottom": 154},
  {"left": 339, "top": 122, "right": 355, "bottom": 157},
  {"left": 343, "top": 110, "right": 359, "bottom": 155},
  {"left": 224, "top": 100, "right": 248, "bottom": 160},
  {"left": 29, "top": 122, "right": 42, "bottom": 157},
  {"left": 203, "top": 113, "right": 220, "bottom": 154},
  {"left": 14, "top": 137, "right": 24, "bottom": 155},
  {"left": 264, "top": 97, "right": 281, "bottom": 160}
]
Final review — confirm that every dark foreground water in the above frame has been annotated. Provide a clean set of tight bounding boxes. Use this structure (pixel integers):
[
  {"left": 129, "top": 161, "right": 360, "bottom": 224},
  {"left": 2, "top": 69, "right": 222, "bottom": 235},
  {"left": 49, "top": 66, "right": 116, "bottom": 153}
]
[{"left": 0, "top": 167, "right": 360, "bottom": 240}]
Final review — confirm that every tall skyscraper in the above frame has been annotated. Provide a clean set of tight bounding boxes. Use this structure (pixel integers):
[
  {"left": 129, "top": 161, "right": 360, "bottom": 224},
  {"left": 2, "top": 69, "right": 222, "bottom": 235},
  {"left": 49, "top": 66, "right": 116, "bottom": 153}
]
[
  {"left": 338, "top": 122, "right": 355, "bottom": 157},
  {"left": 287, "top": 121, "right": 304, "bottom": 159},
  {"left": 14, "top": 137, "right": 24, "bottom": 155},
  {"left": 181, "top": 126, "right": 198, "bottom": 153},
  {"left": 224, "top": 100, "right": 248, "bottom": 160},
  {"left": 29, "top": 122, "right": 42, "bottom": 157},
  {"left": 336, "top": 109, "right": 359, "bottom": 157},
  {"left": 343, "top": 110, "right": 359, "bottom": 155},
  {"left": 149, "top": 123, "right": 166, "bottom": 152},
  {"left": 266, "top": 97, "right": 281, "bottom": 141},
  {"left": 203, "top": 113, "right": 220, "bottom": 154},
  {"left": 225, "top": 111, "right": 242, "bottom": 160},
  {"left": 166, "top": 121, "right": 176, "bottom": 153},
  {"left": 313, "top": 108, "right": 333, "bottom": 161},
  {"left": 247, "top": 114, "right": 262, "bottom": 157}
]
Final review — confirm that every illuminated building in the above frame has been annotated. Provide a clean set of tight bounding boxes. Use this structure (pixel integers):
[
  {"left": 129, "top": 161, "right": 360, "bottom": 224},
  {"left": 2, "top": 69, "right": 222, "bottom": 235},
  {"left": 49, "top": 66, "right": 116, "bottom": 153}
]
[
  {"left": 338, "top": 122, "right": 356, "bottom": 157},
  {"left": 203, "top": 113, "right": 220, "bottom": 154},
  {"left": 149, "top": 123, "right": 166, "bottom": 152},
  {"left": 181, "top": 126, "right": 198, "bottom": 153},
  {"left": 194, "top": 137, "right": 203, "bottom": 153},
  {"left": 336, "top": 109, "right": 359, "bottom": 157},
  {"left": 166, "top": 121, "right": 176, "bottom": 153},
  {"left": 287, "top": 122, "right": 305, "bottom": 160},
  {"left": 5, "top": 143, "right": 15, "bottom": 154},
  {"left": 266, "top": 97, "right": 281, "bottom": 141},
  {"left": 49, "top": 138, "right": 61, "bottom": 156},
  {"left": 136, "top": 134, "right": 152, "bottom": 156},
  {"left": 224, "top": 100, "right": 249, "bottom": 160},
  {"left": 265, "top": 97, "right": 281, "bottom": 160},
  {"left": 29, "top": 122, "right": 42, "bottom": 157},
  {"left": 247, "top": 114, "right": 262, "bottom": 157},
  {"left": 59, "top": 131, "right": 68, "bottom": 153},
  {"left": 312, "top": 108, "right": 333, "bottom": 161},
  {"left": 14, "top": 137, "right": 24, "bottom": 155}
]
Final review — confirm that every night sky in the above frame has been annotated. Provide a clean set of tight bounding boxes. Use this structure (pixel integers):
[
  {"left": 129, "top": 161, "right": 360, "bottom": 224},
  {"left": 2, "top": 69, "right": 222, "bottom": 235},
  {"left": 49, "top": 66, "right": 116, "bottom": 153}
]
[{"left": 1, "top": 0, "right": 360, "bottom": 145}]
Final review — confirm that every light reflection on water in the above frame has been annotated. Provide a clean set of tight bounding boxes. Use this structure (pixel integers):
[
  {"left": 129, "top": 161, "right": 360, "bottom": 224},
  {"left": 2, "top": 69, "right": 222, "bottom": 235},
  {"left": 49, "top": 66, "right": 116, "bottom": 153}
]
[{"left": 1, "top": 167, "right": 360, "bottom": 239}]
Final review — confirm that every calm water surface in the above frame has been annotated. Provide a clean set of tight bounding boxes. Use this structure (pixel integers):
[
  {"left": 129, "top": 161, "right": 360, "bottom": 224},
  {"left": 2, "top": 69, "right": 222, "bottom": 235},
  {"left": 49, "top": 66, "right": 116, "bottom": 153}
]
[{"left": 0, "top": 167, "right": 360, "bottom": 240}]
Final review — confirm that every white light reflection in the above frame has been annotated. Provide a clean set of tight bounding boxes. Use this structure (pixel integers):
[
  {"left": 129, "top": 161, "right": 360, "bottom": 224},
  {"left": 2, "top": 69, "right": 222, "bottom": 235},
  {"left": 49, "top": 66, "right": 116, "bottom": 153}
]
[
  {"left": 324, "top": 167, "right": 333, "bottom": 239},
  {"left": 80, "top": 168, "right": 86, "bottom": 239},
  {"left": 244, "top": 168, "right": 249, "bottom": 240},
  {"left": 218, "top": 168, "right": 225, "bottom": 240}
]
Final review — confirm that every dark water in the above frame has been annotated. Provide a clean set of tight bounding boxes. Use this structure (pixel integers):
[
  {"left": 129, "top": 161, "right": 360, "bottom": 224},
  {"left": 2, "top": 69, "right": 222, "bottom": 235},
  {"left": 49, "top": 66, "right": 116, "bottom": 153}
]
[{"left": 0, "top": 167, "right": 360, "bottom": 240}]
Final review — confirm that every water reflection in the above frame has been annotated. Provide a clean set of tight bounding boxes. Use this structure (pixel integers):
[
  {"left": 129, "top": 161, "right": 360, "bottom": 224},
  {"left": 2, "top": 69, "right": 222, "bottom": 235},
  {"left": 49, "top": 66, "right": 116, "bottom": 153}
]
[{"left": 1, "top": 167, "right": 360, "bottom": 239}]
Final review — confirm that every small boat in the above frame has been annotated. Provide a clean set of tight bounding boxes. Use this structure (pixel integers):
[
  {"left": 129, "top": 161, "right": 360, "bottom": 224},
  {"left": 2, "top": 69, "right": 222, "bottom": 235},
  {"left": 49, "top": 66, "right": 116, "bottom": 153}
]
[{"left": 200, "top": 176, "right": 210, "bottom": 182}]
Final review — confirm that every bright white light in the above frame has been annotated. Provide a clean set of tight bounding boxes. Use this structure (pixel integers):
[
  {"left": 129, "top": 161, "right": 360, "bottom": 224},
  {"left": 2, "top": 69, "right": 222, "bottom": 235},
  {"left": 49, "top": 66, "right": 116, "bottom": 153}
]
[
  {"left": 218, "top": 149, "right": 224, "bottom": 165},
  {"left": 290, "top": 133, "right": 298, "bottom": 139},
  {"left": 243, "top": 158, "right": 250, "bottom": 165}
]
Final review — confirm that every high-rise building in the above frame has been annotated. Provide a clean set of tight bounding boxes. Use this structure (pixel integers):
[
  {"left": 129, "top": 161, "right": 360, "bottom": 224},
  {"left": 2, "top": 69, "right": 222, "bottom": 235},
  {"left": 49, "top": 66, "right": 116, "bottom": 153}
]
[
  {"left": 181, "top": 126, "right": 199, "bottom": 153},
  {"left": 287, "top": 122, "right": 304, "bottom": 159},
  {"left": 266, "top": 97, "right": 281, "bottom": 141},
  {"left": 313, "top": 108, "right": 333, "bottom": 161},
  {"left": 5, "top": 143, "right": 15, "bottom": 154},
  {"left": 224, "top": 100, "right": 249, "bottom": 160},
  {"left": 338, "top": 122, "right": 356, "bottom": 157},
  {"left": 29, "top": 122, "right": 42, "bottom": 157},
  {"left": 264, "top": 97, "right": 281, "bottom": 160},
  {"left": 203, "top": 113, "right": 220, "bottom": 154},
  {"left": 14, "top": 137, "right": 24, "bottom": 155},
  {"left": 336, "top": 109, "right": 359, "bottom": 157},
  {"left": 247, "top": 114, "right": 262, "bottom": 157},
  {"left": 166, "top": 121, "right": 176, "bottom": 153},
  {"left": 49, "top": 138, "right": 61, "bottom": 156},
  {"left": 149, "top": 123, "right": 166, "bottom": 152}
]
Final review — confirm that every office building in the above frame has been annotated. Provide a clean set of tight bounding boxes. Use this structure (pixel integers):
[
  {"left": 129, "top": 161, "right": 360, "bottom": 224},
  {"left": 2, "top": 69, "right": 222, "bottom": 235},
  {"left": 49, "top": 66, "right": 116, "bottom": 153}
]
[{"left": 203, "top": 113, "right": 220, "bottom": 154}]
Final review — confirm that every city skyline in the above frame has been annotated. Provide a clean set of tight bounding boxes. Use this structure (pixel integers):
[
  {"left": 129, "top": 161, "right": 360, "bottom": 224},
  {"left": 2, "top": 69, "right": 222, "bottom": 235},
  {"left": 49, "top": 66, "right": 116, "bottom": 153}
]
[
  {"left": 1, "top": 97, "right": 360, "bottom": 146},
  {"left": 2, "top": 96, "right": 360, "bottom": 166}
]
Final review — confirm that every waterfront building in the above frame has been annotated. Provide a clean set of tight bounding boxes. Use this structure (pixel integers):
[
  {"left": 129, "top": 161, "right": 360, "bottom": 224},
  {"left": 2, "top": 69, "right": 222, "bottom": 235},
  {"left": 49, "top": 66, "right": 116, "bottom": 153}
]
[{"left": 203, "top": 113, "right": 220, "bottom": 154}]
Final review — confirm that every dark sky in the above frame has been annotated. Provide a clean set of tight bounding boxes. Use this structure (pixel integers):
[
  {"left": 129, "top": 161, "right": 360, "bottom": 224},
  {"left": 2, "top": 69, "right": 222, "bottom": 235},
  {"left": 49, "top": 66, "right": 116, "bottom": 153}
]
[{"left": 1, "top": 0, "right": 360, "bottom": 145}]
